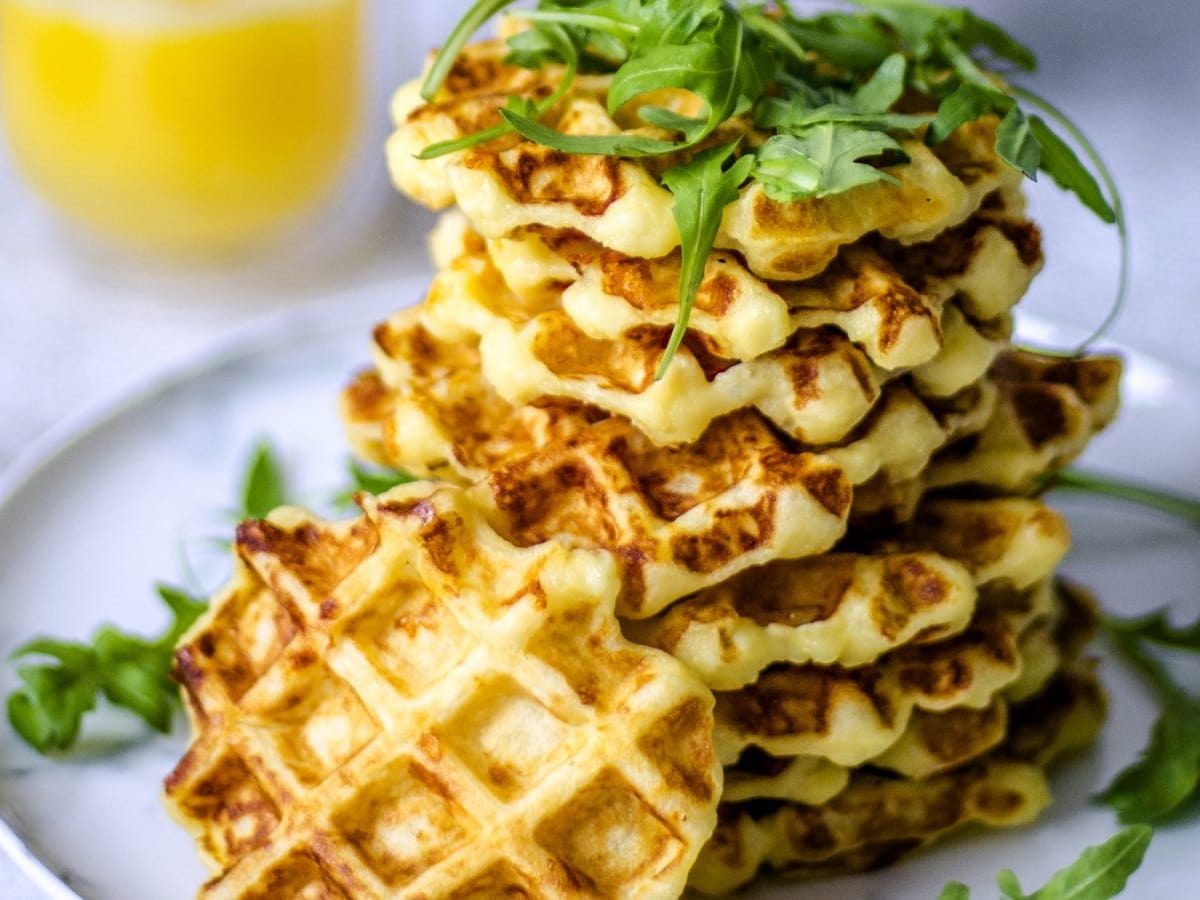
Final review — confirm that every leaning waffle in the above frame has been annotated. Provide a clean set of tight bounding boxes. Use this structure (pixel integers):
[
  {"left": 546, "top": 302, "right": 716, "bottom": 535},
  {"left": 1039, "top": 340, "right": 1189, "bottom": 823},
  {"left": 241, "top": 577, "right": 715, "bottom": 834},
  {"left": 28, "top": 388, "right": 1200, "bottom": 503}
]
[
  {"left": 690, "top": 660, "right": 1105, "bottom": 894},
  {"left": 454, "top": 195, "right": 1042, "bottom": 369},
  {"left": 164, "top": 484, "right": 721, "bottom": 898},
  {"left": 412, "top": 239, "right": 1009, "bottom": 445},
  {"left": 710, "top": 579, "right": 1057, "bottom": 767},
  {"left": 637, "top": 496, "right": 1069, "bottom": 690},
  {"left": 389, "top": 41, "right": 1019, "bottom": 278}
]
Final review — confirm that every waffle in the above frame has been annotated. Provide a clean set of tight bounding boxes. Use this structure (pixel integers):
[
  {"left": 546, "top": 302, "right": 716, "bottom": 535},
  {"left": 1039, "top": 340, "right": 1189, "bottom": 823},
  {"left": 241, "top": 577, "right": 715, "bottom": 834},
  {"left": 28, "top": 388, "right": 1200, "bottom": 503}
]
[
  {"left": 164, "top": 484, "right": 721, "bottom": 898},
  {"left": 345, "top": 310, "right": 990, "bottom": 490},
  {"left": 464, "top": 197, "right": 1041, "bottom": 369},
  {"left": 690, "top": 661, "right": 1105, "bottom": 894},
  {"left": 629, "top": 551, "right": 978, "bottom": 691},
  {"left": 411, "top": 240, "right": 1008, "bottom": 445},
  {"left": 925, "top": 350, "right": 1123, "bottom": 492},
  {"left": 389, "top": 42, "right": 1019, "bottom": 278},
  {"left": 710, "top": 578, "right": 1057, "bottom": 767},
  {"left": 638, "top": 495, "right": 1069, "bottom": 690}
]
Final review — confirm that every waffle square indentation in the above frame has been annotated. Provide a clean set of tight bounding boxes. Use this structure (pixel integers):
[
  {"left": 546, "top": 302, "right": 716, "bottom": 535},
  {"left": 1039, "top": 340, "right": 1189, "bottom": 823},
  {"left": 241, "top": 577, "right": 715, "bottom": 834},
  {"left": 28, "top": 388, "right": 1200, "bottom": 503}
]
[
  {"left": 246, "top": 658, "right": 379, "bottom": 786},
  {"left": 174, "top": 751, "right": 279, "bottom": 867},
  {"left": 342, "top": 573, "right": 469, "bottom": 695},
  {"left": 334, "top": 758, "right": 469, "bottom": 887},
  {"left": 238, "top": 849, "right": 349, "bottom": 899},
  {"left": 440, "top": 676, "right": 570, "bottom": 800},
  {"left": 535, "top": 768, "right": 683, "bottom": 892}
]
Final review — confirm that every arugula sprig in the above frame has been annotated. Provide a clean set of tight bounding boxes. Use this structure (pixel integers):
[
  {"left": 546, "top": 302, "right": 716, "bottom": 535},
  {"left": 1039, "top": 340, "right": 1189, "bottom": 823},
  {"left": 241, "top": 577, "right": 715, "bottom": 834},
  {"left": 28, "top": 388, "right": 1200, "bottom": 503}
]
[
  {"left": 418, "top": 0, "right": 1125, "bottom": 375},
  {"left": 6, "top": 442, "right": 295, "bottom": 755},
  {"left": 938, "top": 825, "right": 1152, "bottom": 899},
  {"left": 1098, "top": 616, "right": 1200, "bottom": 824},
  {"left": 6, "top": 585, "right": 207, "bottom": 753}
]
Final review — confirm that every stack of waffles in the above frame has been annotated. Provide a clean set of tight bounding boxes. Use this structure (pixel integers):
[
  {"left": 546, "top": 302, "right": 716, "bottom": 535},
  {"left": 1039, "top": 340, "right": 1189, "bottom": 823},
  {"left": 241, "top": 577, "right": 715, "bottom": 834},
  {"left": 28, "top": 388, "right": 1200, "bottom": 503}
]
[{"left": 164, "top": 39, "right": 1123, "bottom": 897}]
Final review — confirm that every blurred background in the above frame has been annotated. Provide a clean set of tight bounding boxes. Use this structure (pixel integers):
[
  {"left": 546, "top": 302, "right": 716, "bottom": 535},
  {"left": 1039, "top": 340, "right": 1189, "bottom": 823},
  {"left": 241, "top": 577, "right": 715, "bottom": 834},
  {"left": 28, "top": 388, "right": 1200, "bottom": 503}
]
[{"left": 0, "top": 0, "right": 1195, "bottom": 893}]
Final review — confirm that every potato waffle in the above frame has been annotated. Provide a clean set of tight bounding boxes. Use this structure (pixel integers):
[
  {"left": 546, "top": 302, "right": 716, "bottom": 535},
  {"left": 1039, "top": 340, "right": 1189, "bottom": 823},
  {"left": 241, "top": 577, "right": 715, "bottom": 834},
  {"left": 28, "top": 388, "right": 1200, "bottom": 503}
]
[
  {"left": 164, "top": 484, "right": 721, "bottom": 899},
  {"left": 389, "top": 42, "right": 1018, "bottom": 278},
  {"left": 412, "top": 239, "right": 1008, "bottom": 445},
  {"left": 690, "top": 659, "right": 1105, "bottom": 894},
  {"left": 634, "top": 496, "right": 1069, "bottom": 690},
  {"left": 709, "top": 579, "right": 1057, "bottom": 767},
  {"left": 451, "top": 195, "right": 1041, "bottom": 369},
  {"left": 926, "top": 350, "right": 1122, "bottom": 492},
  {"left": 344, "top": 310, "right": 989, "bottom": 492}
]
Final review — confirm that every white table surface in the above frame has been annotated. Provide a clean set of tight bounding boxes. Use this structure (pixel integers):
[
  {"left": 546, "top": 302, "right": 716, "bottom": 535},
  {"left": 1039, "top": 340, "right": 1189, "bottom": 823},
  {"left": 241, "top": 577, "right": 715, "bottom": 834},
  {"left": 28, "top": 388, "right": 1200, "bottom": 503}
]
[{"left": 1, "top": 1, "right": 1198, "bottom": 896}]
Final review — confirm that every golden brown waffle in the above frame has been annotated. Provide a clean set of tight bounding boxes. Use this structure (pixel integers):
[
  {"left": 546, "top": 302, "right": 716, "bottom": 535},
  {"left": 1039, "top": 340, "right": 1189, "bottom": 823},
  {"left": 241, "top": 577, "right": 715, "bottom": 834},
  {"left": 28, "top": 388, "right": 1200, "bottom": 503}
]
[
  {"left": 411, "top": 240, "right": 1008, "bottom": 445},
  {"left": 479, "top": 410, "right": 851, "bottom": 618},
  {"left": 389, "top": 42, "right": 1019, "bottom": 278},
  {"left": 163, "top": 484, "right": 721, "bottom": 898},
  {"left": 691, "top": 759, "right": 1050, "bottom": 894},
  {"left": 871, "top": 496, "right": 1073, "bottom": 590},
  {"left": 629, "top": 551, "right": 978, "bottom": 691},
  {"left": 459, "top": 195, "right": 1042, "bottom": 369},
  {"left": 690, "top": 660, "right": 1105, "bottom": 894},
  {"left": 926, "top": 350, "right": 1122, "bottom": 492},
  {"left": 636, "top": 495, "right": 1069, "bottom": 690},
  {"left": 710, "top": 579, "right": 1057, "bottom": 767},
  {"left": 344, "top": 310, "right": 989, "bottom": 492}
]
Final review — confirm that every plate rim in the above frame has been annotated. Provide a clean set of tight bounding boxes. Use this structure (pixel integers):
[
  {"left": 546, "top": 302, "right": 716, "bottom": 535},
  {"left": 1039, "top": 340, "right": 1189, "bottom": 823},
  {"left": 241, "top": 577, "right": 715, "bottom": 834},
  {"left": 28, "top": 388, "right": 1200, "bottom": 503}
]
[{"left": 0, "top": 307, "right": 1190, "bottom": 899}]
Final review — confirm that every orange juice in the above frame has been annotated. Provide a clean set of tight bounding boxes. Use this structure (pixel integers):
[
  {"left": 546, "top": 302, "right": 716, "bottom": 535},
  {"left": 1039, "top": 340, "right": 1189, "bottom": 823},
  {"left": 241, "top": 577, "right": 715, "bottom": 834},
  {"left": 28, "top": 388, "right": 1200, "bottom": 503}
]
[{"left": 0, "top": 0, "right": 363, "bottom": 254}]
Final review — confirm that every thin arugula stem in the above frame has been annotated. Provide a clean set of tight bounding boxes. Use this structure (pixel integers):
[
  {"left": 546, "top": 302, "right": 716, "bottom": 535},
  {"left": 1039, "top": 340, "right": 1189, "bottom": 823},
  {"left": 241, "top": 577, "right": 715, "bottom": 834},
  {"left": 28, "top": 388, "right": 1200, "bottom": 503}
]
[
  {"left": 421, "top": 0, "right": 520, "bottom": 101},
  {"left": 512, "top": 10, "right": 640, "bottom": 38},
  {"left": 1107, "top": 629, "right": 1183, "bottom": 705},
  {"left": 421, "top": 25, "right": 580, "bottom": 161},
  {"left": 1053, "top": 469, "right": 1200, "bottom": 528},
  {"left": 1012, "top": 84, "right": 1129, "bottom": 352}
]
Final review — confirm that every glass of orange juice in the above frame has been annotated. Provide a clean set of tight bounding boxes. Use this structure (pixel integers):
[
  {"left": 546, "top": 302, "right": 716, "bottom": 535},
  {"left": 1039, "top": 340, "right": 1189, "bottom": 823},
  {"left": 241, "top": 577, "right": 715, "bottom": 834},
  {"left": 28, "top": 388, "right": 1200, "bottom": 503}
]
[{"left": 0, "top": 0, "right": 364, "bottom": 256}]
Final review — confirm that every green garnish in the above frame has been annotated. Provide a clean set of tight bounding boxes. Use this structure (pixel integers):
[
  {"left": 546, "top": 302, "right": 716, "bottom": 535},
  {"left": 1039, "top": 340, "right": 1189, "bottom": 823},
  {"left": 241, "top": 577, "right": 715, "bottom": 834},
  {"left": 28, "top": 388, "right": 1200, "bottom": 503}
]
[
  {"left": 939, "top": 825, "right": 1152, "bottom": 899},
  {"left": 658, "top": 143, "right": 755, "bottom": 379},
  {"left": 418, "top": 0, "right": 1124, "bottom": 375},
  {"left": 240, "top": 439, "right": 288, "bottom": 520},
  {"left": 333, "top": 458, "right": 419, "bottom": 508},
  {"left": 7, "top": 442, "right": 296, "bottom": 755},
  {"left": 1050, "top": 469, "right": 1200, "bottom": 529},
  {"left": 1099, "top": 617, "right": 1200, "bottom": 824},
  {"left": 6, "top": 585, "right": 207, "bottom": 754}
]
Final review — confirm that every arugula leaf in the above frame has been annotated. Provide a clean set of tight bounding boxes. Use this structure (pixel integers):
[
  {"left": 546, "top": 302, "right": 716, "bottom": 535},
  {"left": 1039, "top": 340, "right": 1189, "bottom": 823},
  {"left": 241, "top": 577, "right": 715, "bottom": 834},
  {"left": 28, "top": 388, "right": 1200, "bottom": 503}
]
[
  {"left": 926, "top": 81, "right": 1009, "bottom": 143},
  {"left": 998, "top": 825, "right": 1152, "bottom": 899},
  {"left": 1098, "top": 689, "right": 1200, "bottom": 824},
  {"left": 241, "top": 440, "right": 287, "bottom": 520},
  {"left": 853, "top": 51, "right": 908, "bottom": 112},
  {"left": 940, "top": 826, "right": 1152, "bottom": 899},
  {"left": 996, "top": 104, "right": 1040, "bottom": 178},
  {"left": 1097, "top": 624, "right": 1200, "bottom": 824},
  {"left": 657, "top": 143, "right": 754, "bottom": 378},
  {"left": 1027, "top": 116, "right": 1114, "bottom": 224},
  {"left": 7, "top": 584, "right": 207, "bottom": 754},
  {"left": 333, "top": 459, "right": 419, "bottom": 509},
  {"left": 938, "top": 883, "right": 971, "bottom": 900},
  {"left": 754, "top": 124, "right": 903, "bottom": 201},
  {"left": 1107, "top": 609, "right": 1200, "bottom": 651},
  {"left": 1051, "top": 469, "right": 1200, "bottom": 529}
]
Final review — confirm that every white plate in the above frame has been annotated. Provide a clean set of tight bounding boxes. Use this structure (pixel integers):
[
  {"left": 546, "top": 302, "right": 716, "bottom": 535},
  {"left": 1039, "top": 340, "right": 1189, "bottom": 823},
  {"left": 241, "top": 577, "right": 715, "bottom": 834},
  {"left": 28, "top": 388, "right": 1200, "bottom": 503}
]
[{"left": 0, "top": 285, "right": 1197, "bottom": 899}]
